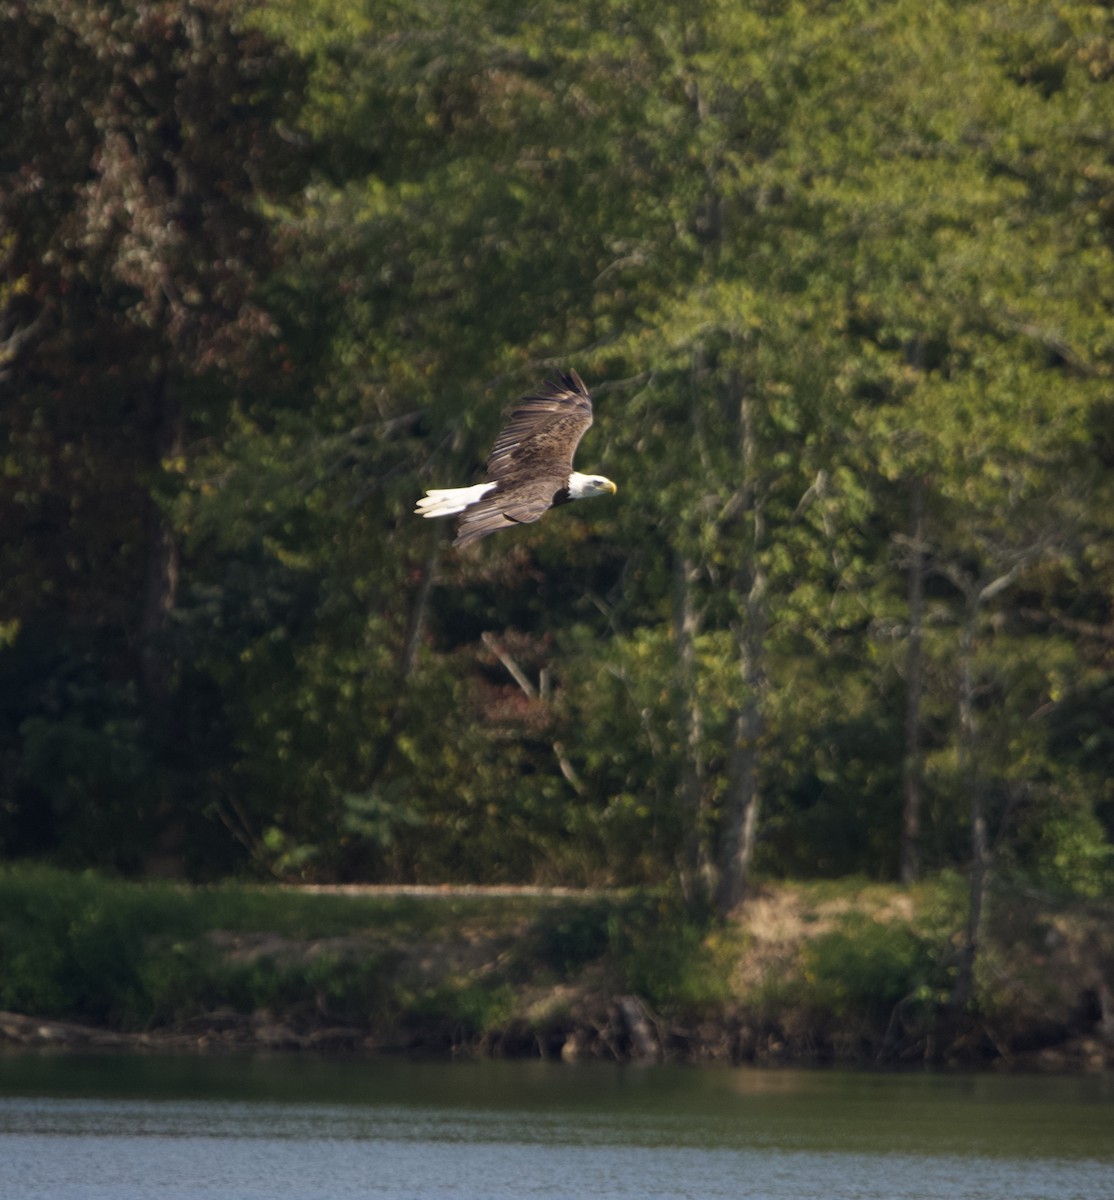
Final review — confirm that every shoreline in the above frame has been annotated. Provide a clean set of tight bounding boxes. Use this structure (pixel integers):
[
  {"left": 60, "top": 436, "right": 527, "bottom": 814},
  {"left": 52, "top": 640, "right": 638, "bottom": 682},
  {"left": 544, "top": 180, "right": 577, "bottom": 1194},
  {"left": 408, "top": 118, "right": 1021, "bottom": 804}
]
[{"left": 3, "top": 1006, "right": 1110, "bottom": 1073}]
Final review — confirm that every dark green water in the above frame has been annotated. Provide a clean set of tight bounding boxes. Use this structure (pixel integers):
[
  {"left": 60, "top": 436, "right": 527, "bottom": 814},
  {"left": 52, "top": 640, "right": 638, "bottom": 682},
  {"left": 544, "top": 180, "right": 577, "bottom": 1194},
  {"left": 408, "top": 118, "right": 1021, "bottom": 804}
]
[{"left": 1, "top": 1054, "right": 1111, "bottom": 1199}]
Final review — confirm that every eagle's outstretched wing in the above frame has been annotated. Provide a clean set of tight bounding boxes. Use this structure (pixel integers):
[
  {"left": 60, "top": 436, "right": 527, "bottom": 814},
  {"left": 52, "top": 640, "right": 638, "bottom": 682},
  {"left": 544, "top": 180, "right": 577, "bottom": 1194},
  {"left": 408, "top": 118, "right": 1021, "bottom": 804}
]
[{"left": 485, "top": 369, "right": 593, "bottom": 482}]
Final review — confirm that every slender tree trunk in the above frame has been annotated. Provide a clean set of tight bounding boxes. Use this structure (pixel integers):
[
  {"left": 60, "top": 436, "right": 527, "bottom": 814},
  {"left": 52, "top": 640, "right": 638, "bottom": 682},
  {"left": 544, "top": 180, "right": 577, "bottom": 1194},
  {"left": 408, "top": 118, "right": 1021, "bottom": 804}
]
[
  {"left": 139, "top": 373, "right": 183, "bottom": 706},
  {"left": 672, "top": 551, "right": 712, "bottom": 908},
  {"left": 934, "top": 559, "right": 1029, "bottom": 1050},
  {"left": 948, "top": 601, "right": 990, "bottom": 1020},
  {"left": 716, "top": 648, "right": 764, "bottom": 915},
  {"left": 715, "top": 375, "right": 767, "bottom": 917},
  {"left": 397, "top": 545, "right": 438, "bottom": 681},
  {"left": 138, "top": 372, "right": 184, "bottom": 876},
  {"left": 365, "top": 545, "right": 439, "bottom": 787},
  {"left": 900, "top": 476, "right": 926, "bottom": 885}
]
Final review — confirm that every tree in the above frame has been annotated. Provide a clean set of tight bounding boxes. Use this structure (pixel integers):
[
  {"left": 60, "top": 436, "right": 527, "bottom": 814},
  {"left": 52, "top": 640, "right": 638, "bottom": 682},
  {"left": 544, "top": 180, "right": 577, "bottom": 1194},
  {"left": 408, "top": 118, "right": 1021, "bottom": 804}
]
[{"left": 0, "top": 0, "right": 303, "bottom": 868}]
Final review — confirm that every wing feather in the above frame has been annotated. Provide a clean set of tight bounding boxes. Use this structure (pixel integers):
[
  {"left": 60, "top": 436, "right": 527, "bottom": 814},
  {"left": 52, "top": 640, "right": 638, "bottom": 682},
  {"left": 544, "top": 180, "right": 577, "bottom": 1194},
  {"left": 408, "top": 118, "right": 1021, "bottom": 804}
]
[
  {"left": 453, "top": 477, "right": 556, "bottom": 547},
  {"left": 451, "top": 370, "right": 595, "bottom": 547},
  {"left": 485, "top": 369, "right": 593, "bottom": 481},
  {"left": 453, "top": 504, "right": 518, "bottom": 547}
]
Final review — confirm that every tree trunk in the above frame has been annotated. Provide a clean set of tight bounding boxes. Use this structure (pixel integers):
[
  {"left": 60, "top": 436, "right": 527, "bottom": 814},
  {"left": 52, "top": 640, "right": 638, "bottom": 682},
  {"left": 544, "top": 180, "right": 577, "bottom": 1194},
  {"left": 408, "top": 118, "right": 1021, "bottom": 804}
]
[
  {"left": 138, "top": 372, "right": 184, "bottom": 876},
  {"left": 715, "top": 661, "right": 763, "bottom": 915},
  {"left": 672, "top": 552, "right": 712, "bottom": 908},
  {"left": 365, "top": 544, "right": 439, "bottom": 787},
  {"left": 900, "top": 476, "right": 926, "bottom": 885},
  {"left": 948, "top": 602, "right": 989, "bottom": 1020},
  {"left": 139, "top": 373, "right": 183, "bottom": 707},
  {"left": 935, "top": 560, "right": 1028, "bottom": 1048},
  {"left": 715, "top": 376, "right": 767, "bottom": 917}
]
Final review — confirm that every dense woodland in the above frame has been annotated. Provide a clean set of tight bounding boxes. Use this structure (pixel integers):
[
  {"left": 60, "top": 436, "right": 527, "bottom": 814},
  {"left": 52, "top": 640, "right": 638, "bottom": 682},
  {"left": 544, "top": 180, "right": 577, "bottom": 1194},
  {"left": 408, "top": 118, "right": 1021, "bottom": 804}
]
[{"left": 2, "top": 0, "right": 1113, "bottom": 926}]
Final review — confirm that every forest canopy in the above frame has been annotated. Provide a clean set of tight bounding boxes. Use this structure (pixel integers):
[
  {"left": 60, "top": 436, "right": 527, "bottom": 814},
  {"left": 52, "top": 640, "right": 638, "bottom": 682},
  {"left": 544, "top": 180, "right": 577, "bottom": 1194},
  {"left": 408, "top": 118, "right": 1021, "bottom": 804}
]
[{"left": 1, "top": 0, "right": 1112, "bottom": 914}]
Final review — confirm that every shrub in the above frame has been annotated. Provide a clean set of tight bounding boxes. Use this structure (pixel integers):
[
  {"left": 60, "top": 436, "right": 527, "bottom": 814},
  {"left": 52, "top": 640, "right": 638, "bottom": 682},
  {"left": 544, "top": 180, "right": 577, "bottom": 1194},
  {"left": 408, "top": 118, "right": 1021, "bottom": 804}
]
[
  {"left": 802, "top": 914, "right": 944, "bottom": 1019},
  {"left": 612, "top": 898, "right": 734, "bottom": 1012}
]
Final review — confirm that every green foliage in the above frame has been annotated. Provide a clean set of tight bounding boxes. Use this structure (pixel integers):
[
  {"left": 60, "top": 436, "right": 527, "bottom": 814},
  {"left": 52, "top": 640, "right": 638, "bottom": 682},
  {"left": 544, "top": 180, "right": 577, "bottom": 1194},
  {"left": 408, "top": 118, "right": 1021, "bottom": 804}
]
[
  {"left": 525, "top": 894, "right": 735, "bottom": 1000},
  {"left": 403, "top": 981, "right": 517, "bottom": 1040},
  {"left": 0, "top": 866, "right": 735, "bottom": 1033},
  {"left": 0, "top": 865, "right": 538, "bottom": 1028},
  {"left": 0, "top": 632, "right": 157, "bottom": 868},
  {"left": 0, "top": 867, "right": 201, "bottom": 1022},
  {"left": 610, "top": 897, "right": 735, "bottom": 1013},
  {"left": 1, "top": 0, "right": 1112, "bottom": 902},
  {"left": 743, "top": 879, "right": 967, "bottom": 1046},
  {"left": 1010, "top": 783, "right": 1114, "bottom": 900},
  {"left": 802, "top": 917, "right": 945, "bottom": 1021},
  {"left": 528, "top": 902, "right": 616, "bottom": 978}
]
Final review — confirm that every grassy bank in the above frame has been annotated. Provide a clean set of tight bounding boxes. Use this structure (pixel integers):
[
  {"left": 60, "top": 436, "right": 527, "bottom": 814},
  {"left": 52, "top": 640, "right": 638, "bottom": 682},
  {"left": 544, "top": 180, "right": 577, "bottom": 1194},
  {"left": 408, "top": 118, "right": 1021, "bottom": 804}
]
[{"left": 1, "top": 866, "right": 1110, "bottom": 1068}]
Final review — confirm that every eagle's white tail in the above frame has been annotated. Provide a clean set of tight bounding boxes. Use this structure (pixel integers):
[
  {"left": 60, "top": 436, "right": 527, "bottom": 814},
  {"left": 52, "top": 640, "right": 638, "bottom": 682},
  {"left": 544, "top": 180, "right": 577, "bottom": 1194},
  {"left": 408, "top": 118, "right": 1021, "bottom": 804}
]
[{"left": 415, "top": 482, "right": 497, "bottom": 519}]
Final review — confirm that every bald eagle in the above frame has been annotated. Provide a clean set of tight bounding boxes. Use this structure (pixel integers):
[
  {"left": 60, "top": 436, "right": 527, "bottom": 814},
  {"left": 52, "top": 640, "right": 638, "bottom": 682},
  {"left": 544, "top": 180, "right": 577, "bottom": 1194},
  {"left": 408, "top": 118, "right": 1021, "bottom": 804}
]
[{"left": 416, "top": 369, "right": 617, "bottom": 547}]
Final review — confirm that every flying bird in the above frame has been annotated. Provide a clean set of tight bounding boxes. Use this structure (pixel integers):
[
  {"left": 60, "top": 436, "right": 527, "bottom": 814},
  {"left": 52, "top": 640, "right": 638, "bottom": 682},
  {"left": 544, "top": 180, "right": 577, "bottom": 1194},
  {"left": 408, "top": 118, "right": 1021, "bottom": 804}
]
[{"left": 416, "top": 369, "right": 617, "bottom": 547}]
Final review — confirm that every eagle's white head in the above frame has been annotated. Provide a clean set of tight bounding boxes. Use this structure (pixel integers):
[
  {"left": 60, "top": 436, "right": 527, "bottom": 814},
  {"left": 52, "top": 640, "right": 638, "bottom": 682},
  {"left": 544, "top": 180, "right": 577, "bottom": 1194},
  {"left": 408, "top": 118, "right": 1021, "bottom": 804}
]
[{"left": 568, "top": 471, "right": 618, "bottom": 500}]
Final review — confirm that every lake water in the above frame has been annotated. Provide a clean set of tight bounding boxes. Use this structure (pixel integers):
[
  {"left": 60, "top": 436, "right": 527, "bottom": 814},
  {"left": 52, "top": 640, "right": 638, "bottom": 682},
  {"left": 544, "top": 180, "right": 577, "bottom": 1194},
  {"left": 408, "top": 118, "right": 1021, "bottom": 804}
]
[{"left": 0, "top": 1054, "right": 1111, "bottom": 1200}]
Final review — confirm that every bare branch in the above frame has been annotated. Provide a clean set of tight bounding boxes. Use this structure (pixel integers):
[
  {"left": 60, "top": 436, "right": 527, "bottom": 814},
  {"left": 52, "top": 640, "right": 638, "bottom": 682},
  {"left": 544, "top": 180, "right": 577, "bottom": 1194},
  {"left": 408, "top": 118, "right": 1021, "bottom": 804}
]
[
  {"left": 794, "top": 469, "right": 828, "bottom": 514},
  {"left": 481, "top": 633, "right": 585, "bottom": 795},
  {"left": 998, "top": 312, "right": 1102, "bottom": 378},
  {"left": 480, "top": 631, "right": 537, "bottom": 699},
  {"left": 551, "top": 741, "right": 585, "bottom": 795},
  {"left": 976, "top": 562, "right": 1027, "bottom": 607},
  {"left": 1021, "top": 606, "right": 1114, "bottom": 644},
  {"left": 0, "top": 308, "right": 49, "bottom": 379}
]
